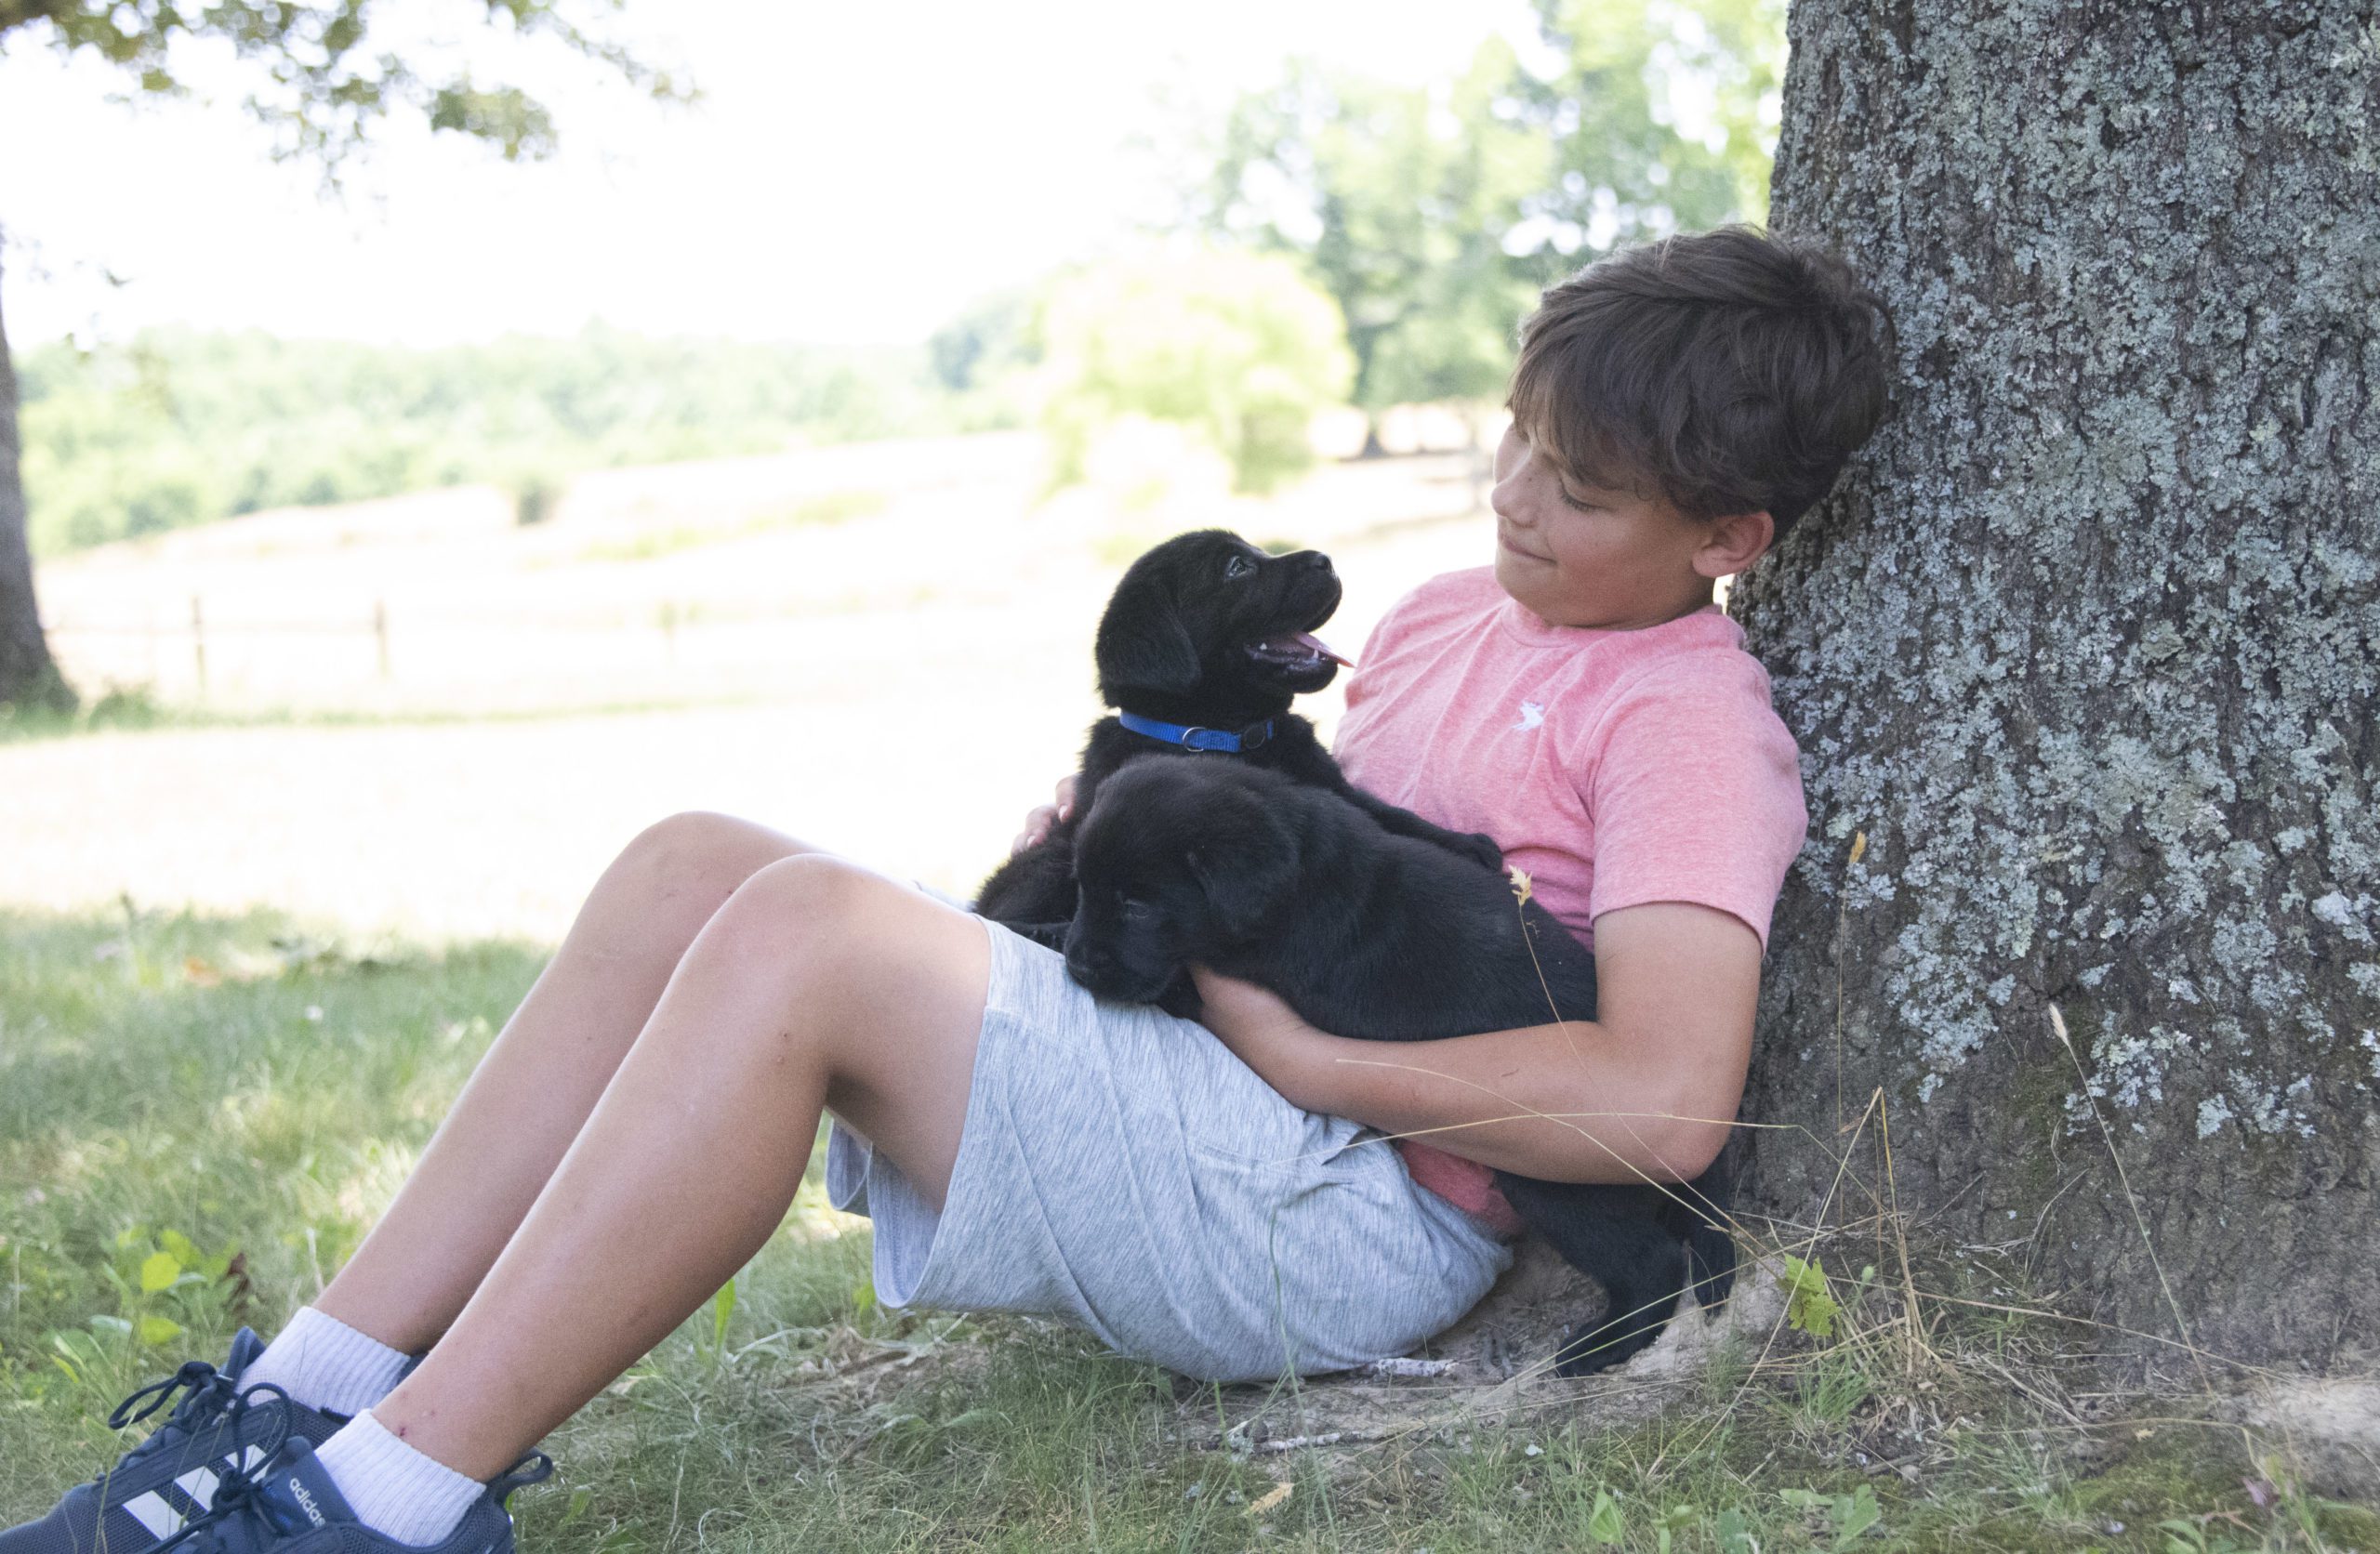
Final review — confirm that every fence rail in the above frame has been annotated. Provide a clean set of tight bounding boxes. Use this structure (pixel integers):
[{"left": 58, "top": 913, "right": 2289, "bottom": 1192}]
[{"left": 46, "top": 596, "right": 706, "bottom": 692}]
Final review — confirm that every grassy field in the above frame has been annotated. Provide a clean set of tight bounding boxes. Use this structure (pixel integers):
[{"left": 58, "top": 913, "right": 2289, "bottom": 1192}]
[
  {"left": 3, "top": 905, "right": 2373, "bottom": 1550},
  {"left": 2, "top": 431, "right": 1492, "bottom": 944},
  {"left": 4, "top": 433, "right": 2374, "bottom": 1547}
]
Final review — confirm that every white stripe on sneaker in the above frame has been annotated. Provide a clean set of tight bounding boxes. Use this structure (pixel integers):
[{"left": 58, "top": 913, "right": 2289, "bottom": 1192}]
[{"left": 121, "top": 1489, "right": 185, "bottom": 1536}]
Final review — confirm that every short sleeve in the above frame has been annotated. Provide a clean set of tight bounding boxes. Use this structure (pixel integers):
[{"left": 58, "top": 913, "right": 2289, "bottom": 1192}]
[{"left": 1583, "top": 658, "right": 1809, "bottom": 949}]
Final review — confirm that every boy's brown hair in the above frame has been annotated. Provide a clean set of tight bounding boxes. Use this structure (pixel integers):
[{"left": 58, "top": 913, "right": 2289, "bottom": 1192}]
[{"left": 1508, "top": 225, "right": 1891, "bottom": 542}]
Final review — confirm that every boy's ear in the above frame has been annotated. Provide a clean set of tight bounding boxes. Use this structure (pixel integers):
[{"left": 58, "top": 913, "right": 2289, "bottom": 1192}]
[
  {"left": 1095, "top": 580, "right": 1202, "bottom": 697},
  {"left": 1696, "top": 508, "right": 1775, "bottom": 579}
]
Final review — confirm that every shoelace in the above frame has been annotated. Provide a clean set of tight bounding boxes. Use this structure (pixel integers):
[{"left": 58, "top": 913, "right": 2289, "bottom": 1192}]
[
  {"left": 152, "top": 1388, "right": 300, "bottom": 1552},
  {"left": 487, "top": 1450, "right": 555, "bottom": 1502},
  {"left": 106, "top": 1359, "right": 245, "bottom": 1469},
  {"left": 150, "top": 1407, "right": 557, "bottom": 1554}
]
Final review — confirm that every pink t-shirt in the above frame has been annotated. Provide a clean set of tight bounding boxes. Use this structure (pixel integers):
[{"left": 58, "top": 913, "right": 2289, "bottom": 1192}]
[{"left": 1331, "top": 567, "right": 1808, "bottom": 1232}]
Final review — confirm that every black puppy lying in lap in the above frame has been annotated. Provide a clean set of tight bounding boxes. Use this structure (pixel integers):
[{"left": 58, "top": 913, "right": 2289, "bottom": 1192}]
[
  {"left": 1062, "top": 757, "right": 1736, "bottom": 1376},
  {"left": 975, "top": 528, "right": 1500, "bottom": 976}
]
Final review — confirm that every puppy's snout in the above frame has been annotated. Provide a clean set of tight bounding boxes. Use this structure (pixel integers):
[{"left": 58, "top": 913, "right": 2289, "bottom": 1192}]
[{"left": 1294, "top": 550, "right": 1333, "bottom": 574}]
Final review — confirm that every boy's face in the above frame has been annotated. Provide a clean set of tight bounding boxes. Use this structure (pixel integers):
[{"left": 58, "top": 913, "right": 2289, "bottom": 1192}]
[{"left": 1488, "top": 423, "right": 1739, "bottom": 630}]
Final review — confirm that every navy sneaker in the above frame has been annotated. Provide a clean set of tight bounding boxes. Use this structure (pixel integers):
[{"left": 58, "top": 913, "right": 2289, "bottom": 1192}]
[
  {"left": 135, "top": 1439, "right": 549, "bottom": 1554},
  {"left": 0, "top": 1330, "right": 352, "bottom": 1550}
]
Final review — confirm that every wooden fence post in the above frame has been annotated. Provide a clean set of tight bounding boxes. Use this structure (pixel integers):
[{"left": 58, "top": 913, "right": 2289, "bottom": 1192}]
[
  {"left": 375, "top": 598, "right": 390, "bottom": 680},
  {"left": 190, "top": 596, "right": 206, "bottom": 695}
]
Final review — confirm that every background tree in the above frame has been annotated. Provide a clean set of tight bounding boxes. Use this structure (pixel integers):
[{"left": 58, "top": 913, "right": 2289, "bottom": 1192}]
[
  {"left": 1731, "top": 0, "right": 2379, "bottom": 1368},
  {"left": 0, "top": 0, "right": 686, "bottom": 712},
  {"left": 17, "top": 328, "right": 930, "bottom": 553},
  {"left": 1507, "top": 0, "right": 1784, "bottom": 272},
  {"left": 1038, "top": 250, "right": 1353, "bottom": 495},
  {"left": 1195, "top": 5, "right": 1785, "bottom": 457},
  {"left": 1197, "top": 45, "right": 1542, "bottom": 455}
]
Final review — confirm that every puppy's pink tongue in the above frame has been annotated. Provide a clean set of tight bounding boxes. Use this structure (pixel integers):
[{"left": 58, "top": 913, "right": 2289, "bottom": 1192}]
[{"left": 1292, "top": 631, "right": 1355, "bottom": 667}]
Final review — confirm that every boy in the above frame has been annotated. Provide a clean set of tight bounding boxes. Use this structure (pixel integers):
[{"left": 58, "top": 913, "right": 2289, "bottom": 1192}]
[{"left": 5, "top": 225, "right": 1887, "bottom": 1551}]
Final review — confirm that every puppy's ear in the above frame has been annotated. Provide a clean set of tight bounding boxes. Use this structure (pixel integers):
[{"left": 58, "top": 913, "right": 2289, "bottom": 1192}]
[
  {"left": 1187, "top": 810, "right": 1302, "bottom": 941},
  {"left": 1095, "top": 579, "right": 1201, "bottom": 698}
]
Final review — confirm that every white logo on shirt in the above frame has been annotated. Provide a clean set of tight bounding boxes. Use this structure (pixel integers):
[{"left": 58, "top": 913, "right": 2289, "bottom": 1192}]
[{"left": 1513, "top": 700, "right": 1546, "bottom": 731}]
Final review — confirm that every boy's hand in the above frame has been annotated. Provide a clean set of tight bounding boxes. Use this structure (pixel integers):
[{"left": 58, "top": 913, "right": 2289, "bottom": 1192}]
[
  {"left": 1187, "top": 966, "right": 1331, "bottom": 1109},
  {"left": 1011, "top": 774, "right": 1079, "bottom": 857}
]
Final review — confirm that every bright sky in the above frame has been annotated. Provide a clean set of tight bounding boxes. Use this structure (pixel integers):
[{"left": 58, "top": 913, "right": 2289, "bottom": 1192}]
[{"left": 0, "top": 0, "right": 1539, "bottom": 349}]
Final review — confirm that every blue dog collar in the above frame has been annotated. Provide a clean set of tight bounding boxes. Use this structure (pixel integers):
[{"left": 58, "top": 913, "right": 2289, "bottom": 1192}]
[{"left": 1118, "top": 711, "right": 1275, "bottom": 754}]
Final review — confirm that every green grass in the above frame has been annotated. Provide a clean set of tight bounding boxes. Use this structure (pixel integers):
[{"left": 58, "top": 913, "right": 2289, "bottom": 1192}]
[{"left": 3, "top": 905, "right": 2373, "bottom": 1549}]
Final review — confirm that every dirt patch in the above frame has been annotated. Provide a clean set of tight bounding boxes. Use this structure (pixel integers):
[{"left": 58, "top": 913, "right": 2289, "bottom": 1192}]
[
  {"left": 2224, "top": 1375, "right": 2380, "bottom": 1500},
  {"left": 1162, "top": 1250, "right": 1792, "bottom": 1463}
]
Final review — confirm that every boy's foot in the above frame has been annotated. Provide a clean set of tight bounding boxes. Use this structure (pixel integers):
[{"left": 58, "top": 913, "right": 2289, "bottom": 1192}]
[
  {"left": 0, "top": 1331, "right": 350, "bottom": 1551},
  {"left": 126, "top": 1438, "right": 549, "bottom": 1553}
]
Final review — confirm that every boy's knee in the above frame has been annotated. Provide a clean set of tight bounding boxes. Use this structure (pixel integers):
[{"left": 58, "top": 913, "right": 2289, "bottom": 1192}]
[
  {"left": 612, "top": 810, "right": 801, "bottom": 907},
  {"left": 706, "top": 859, "right": 981, "bottom": 1023},
  {"left": 733, "top": 851, "right": 877, "bottom": 910},
  {"left": 707, "top": 855, "right": 903, "bottom": 965}
]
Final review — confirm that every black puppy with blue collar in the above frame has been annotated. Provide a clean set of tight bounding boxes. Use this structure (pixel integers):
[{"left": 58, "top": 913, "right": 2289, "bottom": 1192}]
[{"left": 976, "top": 528, "right": 1501, "bottom": 1001}]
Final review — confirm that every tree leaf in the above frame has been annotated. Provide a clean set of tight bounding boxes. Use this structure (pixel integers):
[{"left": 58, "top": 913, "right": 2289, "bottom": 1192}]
[
  {"left": 1837, "top": 1475, "right": 1875, "bottom": 1542},
  {"left": 1587, "top": 1488, "right": 1625, "bottom": 1544},
  {"left": 1781, "top": 1256, "right": 1840, "bottom": 1339},
  {"left": 1832, "top": 1484, "right": 1882, "bottom": 1546},
  {"left": 139, "top": 1315, "right": 184, "bottom": 1347},
  {"left": 139, "top": 1250, "right": 183, "bottom": 1293}
]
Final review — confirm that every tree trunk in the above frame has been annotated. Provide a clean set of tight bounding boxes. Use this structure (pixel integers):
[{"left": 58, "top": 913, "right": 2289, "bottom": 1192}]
[
  {"left": 1731, "top": 1, "right": 2379, "bottom": 1370},
  {"left": 0, "top": 239, "right": 74, "bottom": 714}
]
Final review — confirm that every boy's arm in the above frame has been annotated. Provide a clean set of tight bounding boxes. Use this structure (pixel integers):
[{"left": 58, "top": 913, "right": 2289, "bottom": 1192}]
[{"left": 1188, "top": 900, "right": 1757, "bottom": 1183}]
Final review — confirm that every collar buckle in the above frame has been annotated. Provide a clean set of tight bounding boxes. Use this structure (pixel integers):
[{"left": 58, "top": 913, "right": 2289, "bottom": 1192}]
[{"left": 1119, "top": 712, "right": 1275, "bottom": 755}]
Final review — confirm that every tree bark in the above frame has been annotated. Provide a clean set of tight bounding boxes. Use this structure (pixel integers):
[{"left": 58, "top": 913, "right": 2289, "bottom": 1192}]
[
  {"left": 1732, "top": 1, "right": 2379, "bottom": 1370},
  {"left": 0, "top": 238, "right": 75, "bottom": 714}
]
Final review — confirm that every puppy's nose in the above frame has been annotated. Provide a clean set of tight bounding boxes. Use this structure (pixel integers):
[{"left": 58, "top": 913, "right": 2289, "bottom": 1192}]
[{"left": 1289, "top": 550, "right": 1332, "bottom": 573}]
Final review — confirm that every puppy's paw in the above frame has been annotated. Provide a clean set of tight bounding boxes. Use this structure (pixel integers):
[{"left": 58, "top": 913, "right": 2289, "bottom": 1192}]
[{"left": 1551, "top": 1320, "right": 1658, "bottom": 1377}]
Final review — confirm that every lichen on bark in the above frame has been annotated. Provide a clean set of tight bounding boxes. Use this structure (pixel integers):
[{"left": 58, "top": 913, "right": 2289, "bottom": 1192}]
[{"left": 1730, "top": 0, "right": 2380, "bottom": 1366}]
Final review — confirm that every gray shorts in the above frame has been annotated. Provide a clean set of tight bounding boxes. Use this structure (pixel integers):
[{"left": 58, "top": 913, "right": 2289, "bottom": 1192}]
[{"left": 825, "top": 910, "right": 1512, "bottom": 1383}]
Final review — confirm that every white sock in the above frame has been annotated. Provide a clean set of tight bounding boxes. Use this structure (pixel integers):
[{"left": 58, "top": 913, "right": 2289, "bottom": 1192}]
[
  {"left": 314, "top": 1409, "right": 483, "bottom": 1546},
  {"left": 240, "top": 1307, "right": 413, "bottom": 1418}
]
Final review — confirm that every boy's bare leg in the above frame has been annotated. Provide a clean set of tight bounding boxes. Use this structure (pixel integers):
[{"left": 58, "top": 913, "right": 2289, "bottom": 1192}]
[
  {"left": 368, "top": 856, "right": 991, "bottom": 1480},
  {"left": 314, "top": 812, "right": 825, "bottom": 1353}
]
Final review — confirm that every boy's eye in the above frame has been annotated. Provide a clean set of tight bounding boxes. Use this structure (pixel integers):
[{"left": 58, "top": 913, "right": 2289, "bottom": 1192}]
[
  {"left": 1558, "top": 489, "right": 1598, "bottom": 513},
  {"left": 1223, "top": 554, "right": 1257, "bottom": 579}
]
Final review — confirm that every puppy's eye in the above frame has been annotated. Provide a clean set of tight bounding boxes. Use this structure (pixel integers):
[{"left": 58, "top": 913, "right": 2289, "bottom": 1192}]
[
  {"left": 1122, "top": 899, "right": 1157, "bottom": 921},
  {"left": 1223, "top": 554, "right": 1257, "bottom": 580}
]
